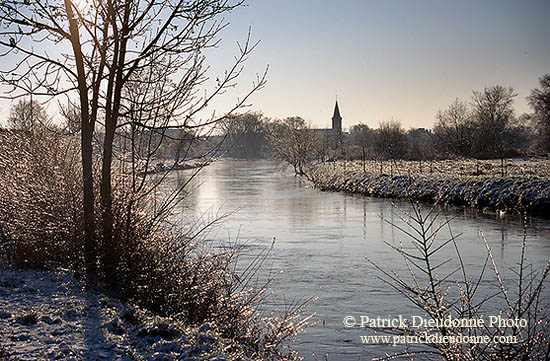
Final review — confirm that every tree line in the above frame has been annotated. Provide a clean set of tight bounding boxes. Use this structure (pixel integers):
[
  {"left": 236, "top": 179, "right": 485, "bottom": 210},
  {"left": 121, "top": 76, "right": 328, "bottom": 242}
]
[
  {"left": 3, "top": 75, "right": 549, "bottom": 175},
  {"left": 221, "top": 75, "right": 550, "bottom": 170}
]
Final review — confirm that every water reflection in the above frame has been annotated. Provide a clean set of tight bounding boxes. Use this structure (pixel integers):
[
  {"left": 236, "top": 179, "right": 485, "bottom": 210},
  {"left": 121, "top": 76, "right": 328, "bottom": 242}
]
[{"left": 172, "top": 159, "right": 550, "bottom": 360}]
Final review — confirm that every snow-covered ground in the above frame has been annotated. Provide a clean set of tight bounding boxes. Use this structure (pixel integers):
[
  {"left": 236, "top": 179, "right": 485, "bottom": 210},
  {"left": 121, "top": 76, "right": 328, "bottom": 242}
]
[
  {"left": 332, "top": 157, "right": 550, "bottom": 178},
  {"left": 307, "top": 159, "right": 550, "bottom": 216},
  {"left": 0, "top": 267, "right": 253, "bottom": 361}
]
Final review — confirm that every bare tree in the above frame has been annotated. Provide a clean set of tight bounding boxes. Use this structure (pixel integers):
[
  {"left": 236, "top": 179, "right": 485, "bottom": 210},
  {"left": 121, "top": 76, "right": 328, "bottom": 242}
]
[
  {"left": 7, "top": 99, "right": 49, "bottom": 135},
  {"left": 374, "top": 120, "right": 409, "bottom": 175},
  {"left": 375, "top": 120, "right": 409, "bottom": 160},
  {"left": 471, "top": 85, "right": 516, "bottom": 158},
  {"left": 311, "top": 131, "right": 332, "bottom": 163},
  {"left": 268, "top": 117, "right": 315, "bottom": 175},
  {"left": 527, "top": 74, "right": 550, "bottom": 154},
  {"left": 408, "top": 127, "right": 436, "bottom": 175},
  {"left": 349, "top": 123, "right": 375, "bottom": 171},
  {"left": 59, "top": 101, "right": 81, "bottom": 135},
  {"left": 433, "top": 99, "right": 475, "bottom": 157},
  {"left": 0, "top": 0, "right": 266, "bottom": 285}
]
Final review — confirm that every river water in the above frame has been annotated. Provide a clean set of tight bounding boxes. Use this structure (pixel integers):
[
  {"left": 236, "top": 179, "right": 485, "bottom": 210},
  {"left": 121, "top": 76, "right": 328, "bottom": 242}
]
[{"left": 169, "top": 159, "right": 550, "bottom": 360}]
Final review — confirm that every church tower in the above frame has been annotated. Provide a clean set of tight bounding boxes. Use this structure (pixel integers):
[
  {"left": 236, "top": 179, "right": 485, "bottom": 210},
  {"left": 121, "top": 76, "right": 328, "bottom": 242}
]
[{"left": 331, "top": 100, "right": 342, "bottom": 134}]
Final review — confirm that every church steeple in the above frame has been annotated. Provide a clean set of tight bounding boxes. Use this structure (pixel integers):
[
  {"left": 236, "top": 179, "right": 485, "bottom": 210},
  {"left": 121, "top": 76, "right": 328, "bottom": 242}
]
[{"left": 331, "top": 100, "right": 342, "bottom": 133}]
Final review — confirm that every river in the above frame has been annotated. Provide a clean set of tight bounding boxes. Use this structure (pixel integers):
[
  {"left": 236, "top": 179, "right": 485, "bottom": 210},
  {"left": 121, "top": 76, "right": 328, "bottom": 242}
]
[{"left": 169, "top": 159, "right": 550, "bottom": 360}]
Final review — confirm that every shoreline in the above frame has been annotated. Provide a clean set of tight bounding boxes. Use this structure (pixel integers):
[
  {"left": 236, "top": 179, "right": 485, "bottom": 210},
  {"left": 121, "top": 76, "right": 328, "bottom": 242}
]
[
  {"left": 136, "top": 160, "right": 209, "bottom": 176},
  {"left": 305, "top": 162, "right": 550, "bottom": 218}
]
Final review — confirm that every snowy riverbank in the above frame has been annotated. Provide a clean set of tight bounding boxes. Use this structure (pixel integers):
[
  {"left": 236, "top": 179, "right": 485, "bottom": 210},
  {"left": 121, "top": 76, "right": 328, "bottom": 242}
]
[
  {"left": 0, "top": 267, "right": 259, "bottom": 361},
  {"left": 306, "top": 162, "right": 550, "bottom": 217}
]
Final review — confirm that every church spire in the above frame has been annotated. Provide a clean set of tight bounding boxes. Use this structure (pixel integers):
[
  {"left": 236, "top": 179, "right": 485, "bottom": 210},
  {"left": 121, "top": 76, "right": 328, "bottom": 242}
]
[
  {"left": 333, "top": 100, "right": 341, "bottom": 120},
  {"left": 332, "top": 100, "right": 342, "bottom": 133}
]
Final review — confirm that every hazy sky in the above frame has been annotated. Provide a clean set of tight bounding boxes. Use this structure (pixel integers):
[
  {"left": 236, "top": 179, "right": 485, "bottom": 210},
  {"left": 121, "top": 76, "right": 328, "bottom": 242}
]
[
  {"left": 208, "top": 0, "right": 550, "bottom": 130},
  {"left": 1, "top": 0, "right": 548, "bottom": 130}
]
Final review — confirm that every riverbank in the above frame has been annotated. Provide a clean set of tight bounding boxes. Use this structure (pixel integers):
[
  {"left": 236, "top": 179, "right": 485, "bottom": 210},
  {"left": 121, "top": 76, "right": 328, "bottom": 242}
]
[
  {"left": 137, "top": 160, "right": 210, "bottom": 176},
  {"left": 306, "top": 161, "right": 550, "bottom": 217},
  {"left": 0, "top": 266, "right": 262, "bottom": 361}
]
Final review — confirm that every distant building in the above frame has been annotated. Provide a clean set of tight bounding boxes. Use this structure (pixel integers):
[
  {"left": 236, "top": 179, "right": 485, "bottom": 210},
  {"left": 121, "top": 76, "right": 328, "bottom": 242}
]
[
  {"left": 314, "top": 100, "right": 345, "bottom": 147},
  {"left": 331, "top": 100, "right": 342, "bottom": 134}
]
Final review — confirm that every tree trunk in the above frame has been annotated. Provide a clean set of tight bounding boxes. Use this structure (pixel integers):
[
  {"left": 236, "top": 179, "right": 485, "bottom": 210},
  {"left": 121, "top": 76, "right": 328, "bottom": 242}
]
[
  {"left": 82, "top": 123, "right": 96, "bottom": 285},
  {"left": 65, "top": 0, "right": 96, "bottom": 286},
  {"left": 100, "top": 2, "right": 130, "bottom": 286},
  {"left": 101, "top": 123, "right": 116, "bottom": 284}
]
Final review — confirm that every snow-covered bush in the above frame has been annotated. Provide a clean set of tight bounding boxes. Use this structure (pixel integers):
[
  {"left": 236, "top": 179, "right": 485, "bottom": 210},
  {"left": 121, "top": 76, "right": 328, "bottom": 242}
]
[
  {"left": 0, "top": 130, "right": 311, "bottom": 360},
  {"left": 0, "top": 130, "right": 83, "bottom": 268}
]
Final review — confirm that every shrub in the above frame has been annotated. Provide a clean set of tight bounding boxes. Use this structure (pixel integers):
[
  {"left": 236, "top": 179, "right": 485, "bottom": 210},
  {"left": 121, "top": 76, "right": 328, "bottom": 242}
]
[
  {"left": 0, "top": 129, "right": 312, "bottom": 360},
  {"left": 0, "top": 130, "right": 83, "bottom": 269},
  {"left": 368, "top": 203, "right": 550, "bottom": 360}
]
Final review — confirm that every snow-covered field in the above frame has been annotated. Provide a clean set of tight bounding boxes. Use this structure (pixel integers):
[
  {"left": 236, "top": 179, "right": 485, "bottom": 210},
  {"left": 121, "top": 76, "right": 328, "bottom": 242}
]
[
  {"left": 334, "top": 157, "right": 550, "bottom": 179},
  {"left": 0, "top": 267, "right": 253, "bottom": 361},
  {"left": 307, "top": 158, "right": 550, "bottom": 216}
]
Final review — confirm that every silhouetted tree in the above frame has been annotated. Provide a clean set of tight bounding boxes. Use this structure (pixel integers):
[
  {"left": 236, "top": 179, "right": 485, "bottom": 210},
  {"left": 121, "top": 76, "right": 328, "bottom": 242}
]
[
  {"left": 349, "top": 123, "right": 375, "bottom": 171},
  {"left": 222, "top": 112, "right": 266, "bottom": 158},
  {"left": 471, "top": 85, "right": 516, "bottom": 158},
  {"left": 7, "top": 99, "right": 49, "bottom": 135},
  {"left": 0, "top": 0, "right": 265, "bottom": 285},
  {"left": 374, "top": 120, "right": 408, "bottom": 176},
  {"left": 433, "top": 99, "right": 474, "bottom": 157},
  {"left": 374, "top": 120, "right": 409, "bottom": 160},
  {"left": 408, "top": 128, "right": 435, "bottom": 161},
  {"left": 527, "top": 74, "right": 550, "bottom": 154},
  {"left": 502, "top": 113, "right": 533, "bottom": 156}
]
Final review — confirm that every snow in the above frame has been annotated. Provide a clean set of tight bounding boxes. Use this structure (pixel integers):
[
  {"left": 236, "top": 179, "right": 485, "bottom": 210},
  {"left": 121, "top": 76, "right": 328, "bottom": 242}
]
[
  {"left": 0, "top": 267, "right": 252, "bottom": 360},
  {"left": 306, "top": 160, "right": 550, "bottom": 217}
]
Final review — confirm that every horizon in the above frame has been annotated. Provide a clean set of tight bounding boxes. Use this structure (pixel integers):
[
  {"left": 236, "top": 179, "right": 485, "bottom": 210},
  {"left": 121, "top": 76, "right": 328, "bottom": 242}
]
[
  {"left": 1, "top": 0, "right": 549, "bottom": 131},
  {"left": 202, "top": 0, "right": 549, "bottom": 131}
]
